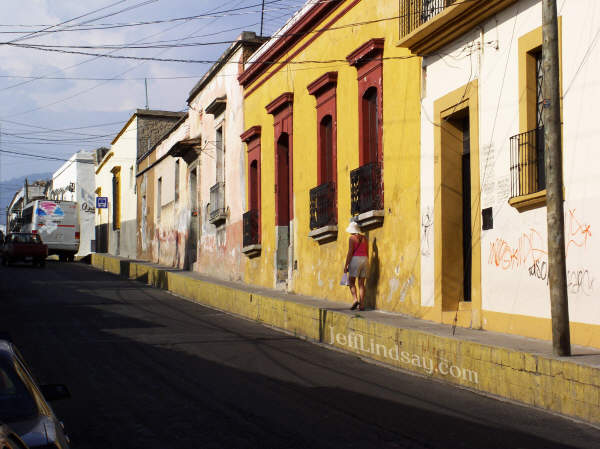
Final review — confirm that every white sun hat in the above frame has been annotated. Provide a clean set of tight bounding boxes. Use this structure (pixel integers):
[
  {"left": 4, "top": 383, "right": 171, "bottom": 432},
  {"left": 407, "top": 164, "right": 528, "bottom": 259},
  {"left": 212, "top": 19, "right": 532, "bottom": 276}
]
[{"left": 346, "top": 220, "right": 361, "bottom": 234}]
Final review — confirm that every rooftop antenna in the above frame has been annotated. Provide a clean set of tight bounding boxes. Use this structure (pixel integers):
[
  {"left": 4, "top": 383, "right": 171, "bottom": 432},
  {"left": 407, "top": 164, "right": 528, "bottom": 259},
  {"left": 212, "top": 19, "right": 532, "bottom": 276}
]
[
  {"left": 260, "top": 0, "right": 265, "bottom": 36},
  {"left": 144, "top": 78, "right": 149, "bottom": 110}
]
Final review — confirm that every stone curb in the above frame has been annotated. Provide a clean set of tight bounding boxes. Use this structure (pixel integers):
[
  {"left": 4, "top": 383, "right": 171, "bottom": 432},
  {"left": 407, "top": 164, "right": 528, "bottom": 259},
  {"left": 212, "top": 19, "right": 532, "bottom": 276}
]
[{"left": 90, "top": 253, "right": 600, "bottom": 426}]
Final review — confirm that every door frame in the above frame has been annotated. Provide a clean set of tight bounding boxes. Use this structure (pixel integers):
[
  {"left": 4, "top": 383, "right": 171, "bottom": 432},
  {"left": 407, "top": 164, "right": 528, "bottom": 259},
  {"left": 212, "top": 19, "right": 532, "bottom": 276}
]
[{"left": 433, "top": 80, "right": 481, "bottom": 328}]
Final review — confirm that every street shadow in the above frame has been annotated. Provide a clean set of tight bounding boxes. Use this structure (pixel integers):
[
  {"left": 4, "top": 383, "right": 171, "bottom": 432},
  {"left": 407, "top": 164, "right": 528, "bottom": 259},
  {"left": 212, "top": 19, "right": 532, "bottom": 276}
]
[
  {"left": 0, "top": 263, "right": 594, "bottom": 449},
  {"left": 365, "top": 237, "right": 380, "bottom": 309}
]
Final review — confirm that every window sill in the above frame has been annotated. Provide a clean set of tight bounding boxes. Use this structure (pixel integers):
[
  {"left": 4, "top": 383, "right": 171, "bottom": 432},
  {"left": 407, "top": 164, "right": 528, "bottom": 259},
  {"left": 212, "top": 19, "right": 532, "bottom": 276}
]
[
  {"left": 241, "top": 244, "right": 261, "bottom": 258},
  {"left": 209, "top": 209, "right": 227, "bottom": 225},
  {"left": 355, "top": 210, "right": 384, "bottom": 229},
  {"left": 509, "top": 190, "right": 547, "bottom": 212},
  {"left": 308, "top": 225, "right": 337, "bottom": 244}
]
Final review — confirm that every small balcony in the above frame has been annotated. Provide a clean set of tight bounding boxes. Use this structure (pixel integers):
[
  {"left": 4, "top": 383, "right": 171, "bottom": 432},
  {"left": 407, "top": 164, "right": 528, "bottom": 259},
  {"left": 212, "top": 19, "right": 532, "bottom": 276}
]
[
  {"left": 209, "top": 182, "right": 227, "bottom": 225},
  {"left": 509, "top": 127, "right": 545, "bottom": 200},
  {"left": 308, "top": 182, "right": 337, "bottom": 243},
  {"left": 350, "top": 162, "right": 384, "bottom": 228},
  {"left": 242, "top": 209, "right": 261, "bottom": 257},
  {"left": 400, "top": 0, "right": 456, "bottom": 38},
  {"left": 398, "top": 0, "right": 515, "bottom": 55}
]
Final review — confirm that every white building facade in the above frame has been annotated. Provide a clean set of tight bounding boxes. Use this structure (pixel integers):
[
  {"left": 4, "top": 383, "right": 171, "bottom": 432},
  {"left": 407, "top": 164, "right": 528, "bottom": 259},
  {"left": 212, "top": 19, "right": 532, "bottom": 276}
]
[
  {"left": 410, "top": 0, "right": 600, "bottom": 348},
  {"left": 50, "top": 150, "right": 96, "bottom": 256},
  {"left": 95, "top": 109, "right": 184, "bottom": 258}
]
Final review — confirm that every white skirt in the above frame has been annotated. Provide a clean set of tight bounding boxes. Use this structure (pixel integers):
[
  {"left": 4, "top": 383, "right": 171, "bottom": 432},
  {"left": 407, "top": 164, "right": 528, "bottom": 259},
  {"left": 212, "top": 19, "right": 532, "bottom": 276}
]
[{"left": 349, "top": 256, "right": 368, "bottom": 278}]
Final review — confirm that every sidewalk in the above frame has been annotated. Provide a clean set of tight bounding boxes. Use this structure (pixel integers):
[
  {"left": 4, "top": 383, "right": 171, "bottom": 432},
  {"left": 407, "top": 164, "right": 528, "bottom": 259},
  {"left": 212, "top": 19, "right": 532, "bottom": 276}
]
[{"left": 90, "top": 253, "right": 600, "bottom": 426}]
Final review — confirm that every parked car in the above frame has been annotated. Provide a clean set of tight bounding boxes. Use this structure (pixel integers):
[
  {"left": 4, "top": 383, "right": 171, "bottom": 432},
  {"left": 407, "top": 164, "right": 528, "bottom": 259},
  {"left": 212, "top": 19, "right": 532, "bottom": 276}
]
[
  {"left": 0, "top": 339, "right": 70, "bottom": 449},
  {"left": 0, "top": 234, "right": 48, "bottom": 267},
  {"left": 0, "top": 422, "right": 30, "bottom": 449}
]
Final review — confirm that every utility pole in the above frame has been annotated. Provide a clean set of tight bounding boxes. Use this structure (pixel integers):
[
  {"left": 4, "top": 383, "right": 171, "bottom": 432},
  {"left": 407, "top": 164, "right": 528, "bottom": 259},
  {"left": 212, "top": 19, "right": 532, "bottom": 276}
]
[
  {"left": 543, "top": 0, "right": 570, "bottom": 356},
  {"left": 260, "top": 0, "right": 265, "bottom": 36},
  {"left": 144, "top": 78, "right": 149, "bottom": 110}
]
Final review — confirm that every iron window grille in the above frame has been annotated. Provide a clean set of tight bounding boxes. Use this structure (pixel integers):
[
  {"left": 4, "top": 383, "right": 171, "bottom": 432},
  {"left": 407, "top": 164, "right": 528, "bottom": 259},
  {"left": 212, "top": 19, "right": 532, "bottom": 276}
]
[
  {"left": 309, "top": 182, "right": 337, "bottom": 230},
  {"left": 350, "top": 161, "right": 383, "bottom": 216},
  {"left": 400, "top": 0, "right": 457, "bottom": 37},
  {"left": 509, "top": 127, "right": 545, "bottom": 198},
  {"left": 209, "top": 181, "right": 226, "bottom": 220},
  {"left": 243, "top": 209, "right": 259, "bottom": 247}
]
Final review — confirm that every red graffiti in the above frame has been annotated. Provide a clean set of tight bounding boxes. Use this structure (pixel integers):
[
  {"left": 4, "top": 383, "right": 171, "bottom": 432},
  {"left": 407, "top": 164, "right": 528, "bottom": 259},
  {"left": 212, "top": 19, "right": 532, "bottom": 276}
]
[
  {"left": 566, "top": 209, "right": 592, "bottom": 255},
  {"left": 488, "top": 228, "right": 547, "bottom": 271},
  {"left": 489, "top": 209, "right": 592, "bottom": 271}
]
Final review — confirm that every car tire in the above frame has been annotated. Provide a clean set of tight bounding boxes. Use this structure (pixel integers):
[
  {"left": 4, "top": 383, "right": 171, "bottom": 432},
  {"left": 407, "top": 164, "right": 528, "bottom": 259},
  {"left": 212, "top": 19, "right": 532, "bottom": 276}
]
[{"left": 39, "top": 260, "right": 46, "bottom": 268}]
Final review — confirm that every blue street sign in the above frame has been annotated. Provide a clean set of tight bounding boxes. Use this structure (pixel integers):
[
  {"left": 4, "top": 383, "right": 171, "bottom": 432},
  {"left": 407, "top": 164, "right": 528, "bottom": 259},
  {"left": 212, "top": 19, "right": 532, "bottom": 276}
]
[{"left": 96, "top": 197, "right": 108, "bottom": 209}]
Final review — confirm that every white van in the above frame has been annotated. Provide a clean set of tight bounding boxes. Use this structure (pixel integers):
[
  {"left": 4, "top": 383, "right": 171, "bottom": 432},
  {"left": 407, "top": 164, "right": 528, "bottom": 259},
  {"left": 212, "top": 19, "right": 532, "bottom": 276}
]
[{"left": 21, "top": 200, "right": 80, "bottom": 261}]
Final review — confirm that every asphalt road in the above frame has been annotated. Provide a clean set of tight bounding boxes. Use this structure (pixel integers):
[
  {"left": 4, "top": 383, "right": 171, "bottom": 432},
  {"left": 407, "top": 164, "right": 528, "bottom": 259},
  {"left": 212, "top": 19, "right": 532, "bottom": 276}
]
[{"left": 0, "top": 261, "right": 599, "bottom": 449}]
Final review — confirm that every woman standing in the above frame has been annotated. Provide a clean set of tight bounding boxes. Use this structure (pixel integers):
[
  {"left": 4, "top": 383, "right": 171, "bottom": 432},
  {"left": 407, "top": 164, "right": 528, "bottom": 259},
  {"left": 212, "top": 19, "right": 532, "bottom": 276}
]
[{"left": 344, "top": 221, "right": 368, "bottom": 310}]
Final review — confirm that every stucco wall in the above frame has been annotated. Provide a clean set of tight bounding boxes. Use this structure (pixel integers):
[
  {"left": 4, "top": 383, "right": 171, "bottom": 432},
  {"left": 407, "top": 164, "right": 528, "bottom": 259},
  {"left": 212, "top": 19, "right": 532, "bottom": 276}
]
[
  {"left": 242, "top": 1, "right": 422, "bottom": 310},
  {"left": 187, "top": 44, "right": 248, "bottom": 281},
  {"left": 52, "top": 150, "right": 96, "bottom": 255},
  {"left": 420, "top": 0, "right": 600, "bottom": 347},
  {"left": 95, "top": 119, "right": 138, "bottom": 258},
  {"left": 144, "top": 118, "right": 191, "bottom": 268}
]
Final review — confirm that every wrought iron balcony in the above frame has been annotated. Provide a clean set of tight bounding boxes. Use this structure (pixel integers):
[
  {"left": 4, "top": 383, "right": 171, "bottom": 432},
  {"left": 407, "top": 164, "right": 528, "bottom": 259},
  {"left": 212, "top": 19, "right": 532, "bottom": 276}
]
[
  {"left": 350, "top": 162, "right": 383, "bottom": 217},
  {"left": 209, "top": 182, "right": 226, "bottom": 224},
  {"left": 309, "top": 182, "right": 337, "bottom": 230},
  {"left": 400, "top": 0, "right": 457, "bottom": 38},
  {"left": 243, "top": 209, "right": 260, "bottom": 248},
  {"left": 509, "top": 127, "right": 545, "bottom": 198}
]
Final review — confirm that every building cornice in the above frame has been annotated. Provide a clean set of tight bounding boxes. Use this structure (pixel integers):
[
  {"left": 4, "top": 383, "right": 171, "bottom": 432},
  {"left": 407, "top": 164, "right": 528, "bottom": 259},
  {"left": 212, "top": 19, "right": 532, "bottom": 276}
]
[
  {"left": 346, "top": 38, "right": 384, "bottom": 67},
  {"left": 307, "top": 72, "right": 338, "bottom": 96},
  {"left": 265, "top": 93, "right": 294, "bottom": 115},
  {"left": 238, "top": 0, "right": 344, "bottom": 88},
  {"left": 240, "top": 126, "right": 261, "bottom": 143}
]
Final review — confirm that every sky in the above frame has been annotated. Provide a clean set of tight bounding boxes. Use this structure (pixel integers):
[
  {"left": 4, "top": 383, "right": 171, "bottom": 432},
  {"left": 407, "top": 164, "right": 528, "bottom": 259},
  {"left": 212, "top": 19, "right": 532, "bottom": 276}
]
[{"left": 0, "top": 0, "right": 307, "bottom": 199}]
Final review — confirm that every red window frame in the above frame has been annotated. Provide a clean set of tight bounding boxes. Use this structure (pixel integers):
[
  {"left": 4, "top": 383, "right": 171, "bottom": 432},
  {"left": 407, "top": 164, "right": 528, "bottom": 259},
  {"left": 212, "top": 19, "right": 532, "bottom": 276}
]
[
  {"left": 347, "top": 38, "right": 384, "bottom": 166},
  {"left": 307, "top": 72, "right": 338, "bottom": 186},
  {"left": 241, "top": 126, "right": 262, "bottom": 240},
  {"left": 266, "top": 93, "right": 294, "bottom": 225}
]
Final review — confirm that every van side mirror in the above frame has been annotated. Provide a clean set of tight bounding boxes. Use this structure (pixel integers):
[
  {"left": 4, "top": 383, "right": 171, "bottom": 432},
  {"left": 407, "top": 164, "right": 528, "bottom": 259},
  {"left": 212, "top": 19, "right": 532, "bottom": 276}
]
[{"left": 40, "top": 384, "right": 71, "bottom": 401}]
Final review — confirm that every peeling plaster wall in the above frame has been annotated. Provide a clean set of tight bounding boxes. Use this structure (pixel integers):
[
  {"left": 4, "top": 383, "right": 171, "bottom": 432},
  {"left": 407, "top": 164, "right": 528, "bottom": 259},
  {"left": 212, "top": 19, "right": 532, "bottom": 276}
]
[
  {"left": 138, "top": 118, "right": 190, "bottom": 268},
  {"left": 187, "top": 45, "right": 247, "bottom": 281}
]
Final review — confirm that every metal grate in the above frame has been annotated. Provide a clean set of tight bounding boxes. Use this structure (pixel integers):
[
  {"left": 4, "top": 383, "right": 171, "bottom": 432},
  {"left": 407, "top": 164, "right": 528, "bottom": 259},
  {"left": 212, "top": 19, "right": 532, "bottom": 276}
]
[
  {"left": 350, "top": 162, "right": 383, "bottom": 216},
  {"left": 309, "top": 182, "right": 337, "bottom": 230},
  {"left": 509, "top": 127, "right": 545, "bottom": 198},
  {"left": 209, "top": 182, "right": 225, "bottom": 220},
  {"left": 400, "top": 0, "right": 457, "bottom": 37},
  {"left": 243, "top": 209, "right": 259, "bottom": 247}
]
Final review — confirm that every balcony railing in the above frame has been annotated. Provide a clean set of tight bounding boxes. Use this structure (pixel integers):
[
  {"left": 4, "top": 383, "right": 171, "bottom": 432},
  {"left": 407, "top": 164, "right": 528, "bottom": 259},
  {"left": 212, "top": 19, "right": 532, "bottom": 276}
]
[
  {"left": 209, "top": 181, "right": 226, "bottom": 223},
  {"left": 243, "top": 209, "right": 260, "bottom": 247},
  {"left": 309, "top": 182, "right": 337, "bottom": 230},
  {"left": 510, "top": 127, "right": 545, "bottom": 198},
  {"left": 350, "top": 162, "right": 383, "bottom": 216},
  {"left": 400, "top": 0, "right": 457, "bottom": 38}
]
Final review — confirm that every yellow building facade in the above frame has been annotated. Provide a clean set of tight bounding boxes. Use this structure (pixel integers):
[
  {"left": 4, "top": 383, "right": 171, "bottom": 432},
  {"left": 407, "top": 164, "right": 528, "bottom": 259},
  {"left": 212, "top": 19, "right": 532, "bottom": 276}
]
[{"left": 240, "top": 0, "right": 424, "bottom": 314}]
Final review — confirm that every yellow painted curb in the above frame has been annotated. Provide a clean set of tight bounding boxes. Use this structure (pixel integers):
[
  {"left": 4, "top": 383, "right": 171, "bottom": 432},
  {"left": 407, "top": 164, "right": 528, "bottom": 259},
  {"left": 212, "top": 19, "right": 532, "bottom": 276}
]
[{"left": 90, "top": 253, "right": 600, "bottom": 425}]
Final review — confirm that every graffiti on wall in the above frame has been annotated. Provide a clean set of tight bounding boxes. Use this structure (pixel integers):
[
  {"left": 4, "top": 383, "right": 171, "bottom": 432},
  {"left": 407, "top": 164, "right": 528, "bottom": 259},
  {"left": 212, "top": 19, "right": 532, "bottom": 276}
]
[
  {"left": 488, "top": 209, "right": 595, "bottom": 295},
  {"left": 421, "top": 206, "right": 433, "bottom": 257}
]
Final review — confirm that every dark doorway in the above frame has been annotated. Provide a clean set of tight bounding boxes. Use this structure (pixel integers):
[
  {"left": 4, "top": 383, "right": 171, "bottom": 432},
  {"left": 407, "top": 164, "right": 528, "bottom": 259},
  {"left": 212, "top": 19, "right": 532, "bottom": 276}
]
[
  {"left": 440, "top": 109, "right": 472, "bottom": 309},
  {"left": 461, "top": 116, "right": 471, "bottom": 302},
  {"left": 187, "top": 168, "right": 198, "bottom": 268},
  {"left": 276, "top": 133, "right": 291, "bottom": 283}
]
